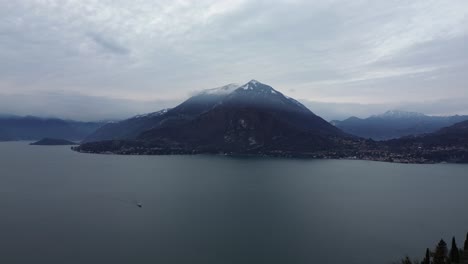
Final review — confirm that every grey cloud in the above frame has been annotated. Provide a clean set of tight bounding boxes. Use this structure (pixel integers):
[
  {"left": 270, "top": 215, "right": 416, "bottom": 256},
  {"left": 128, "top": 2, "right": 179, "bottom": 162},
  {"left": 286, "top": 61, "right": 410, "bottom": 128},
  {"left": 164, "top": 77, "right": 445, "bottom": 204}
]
[
  {"left": 87, "top": 33, "right": 130, "bottom": 55},
  {"left": 0, "top": 1, "right": 467, "bottom": 119},
  {"left": 0, "top": 91, "right": 178, "bottom": 121},
  {"left": 2, "top": 89, "right": 466, "bottom": 123}
]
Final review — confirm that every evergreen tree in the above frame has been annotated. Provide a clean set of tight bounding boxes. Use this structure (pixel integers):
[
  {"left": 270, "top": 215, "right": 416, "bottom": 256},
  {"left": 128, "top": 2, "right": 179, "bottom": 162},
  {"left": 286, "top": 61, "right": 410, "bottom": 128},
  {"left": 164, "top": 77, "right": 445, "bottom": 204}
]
[
  {"left": 433, "top": 239, "right": 448, "bottom": 264},
  {"left": 422, "top": 248, "right": 431, "bottom": 264},
  {"left": 464, "top": 232, "right": 468, "bottom": 251},
  {"left": 394, "top": 256, "right": 420, "bottom": 264},
  {"left": 401, "top": 256, "right": 412, "bottom": 264},
  {"left": 450, "top": 237, "right": 460, "bottom": 263}
]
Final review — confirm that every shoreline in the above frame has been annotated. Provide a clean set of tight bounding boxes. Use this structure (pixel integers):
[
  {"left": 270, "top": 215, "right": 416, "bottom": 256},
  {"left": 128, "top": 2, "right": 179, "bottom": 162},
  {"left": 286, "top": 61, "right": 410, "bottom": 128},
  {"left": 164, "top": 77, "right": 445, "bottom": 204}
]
[{"left": 70, "top": 146, "right": 466, "bottom": 165}]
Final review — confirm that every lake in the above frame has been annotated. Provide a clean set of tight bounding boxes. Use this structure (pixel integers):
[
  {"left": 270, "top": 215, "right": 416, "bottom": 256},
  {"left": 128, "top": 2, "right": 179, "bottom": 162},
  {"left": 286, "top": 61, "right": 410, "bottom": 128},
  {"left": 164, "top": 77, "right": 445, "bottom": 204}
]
[{"left": 0, "top": 141, "right": 467, "bottom": 264}]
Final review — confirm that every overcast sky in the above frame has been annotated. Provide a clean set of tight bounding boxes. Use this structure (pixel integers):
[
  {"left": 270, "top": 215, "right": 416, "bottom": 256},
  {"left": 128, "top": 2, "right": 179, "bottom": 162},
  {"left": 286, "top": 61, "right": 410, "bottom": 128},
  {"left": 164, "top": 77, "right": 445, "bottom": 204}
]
[{"left": 1, "top": 0, "right": 468, "bottom": 120}]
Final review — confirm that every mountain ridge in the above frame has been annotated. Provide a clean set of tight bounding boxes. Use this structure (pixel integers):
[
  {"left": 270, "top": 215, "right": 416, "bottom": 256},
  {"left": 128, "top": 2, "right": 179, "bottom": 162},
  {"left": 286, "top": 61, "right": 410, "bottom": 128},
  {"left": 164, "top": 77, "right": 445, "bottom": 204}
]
[
  {"left": 0, "top": 116, "right": 105, "bottom": 141},
  {"left": 73, "top": 81, "right": 468, "bottom": 164},
  {"left": 83, "top": 80, "right": 337, "bottom": 143},
  {"left": 30, "top": 138, "right": 77, "bottom": 146},
  {"left": 77, "top": 80, "right": 349, "bottom": 155},
  {"left": 332, "top": 110, "right": 468, "bottom": 140}
]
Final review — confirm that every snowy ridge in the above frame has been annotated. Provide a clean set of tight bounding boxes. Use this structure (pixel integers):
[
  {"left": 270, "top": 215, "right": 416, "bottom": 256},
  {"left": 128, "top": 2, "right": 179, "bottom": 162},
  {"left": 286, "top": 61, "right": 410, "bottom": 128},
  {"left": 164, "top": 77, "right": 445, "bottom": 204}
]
[
  {"left": 234, "top": 80, "right": 311, "bottom": 112},
  {"left": 199, "top": 83, "right": 240, "bottom": 95},
  {"left": 200, "top": 80, "right": 293, "bottom": 98},
  {"left": 189, "top": 80, "right": 312, "bottom": 114},
  {"left": 131, "top": 108, "right": 170, "bottom": 119},
  {"left": 239, "top": 79, "right": 277, "bottom": 94},
  {"left": 372, "top": 110, "right": 426, "bottom": 119}
]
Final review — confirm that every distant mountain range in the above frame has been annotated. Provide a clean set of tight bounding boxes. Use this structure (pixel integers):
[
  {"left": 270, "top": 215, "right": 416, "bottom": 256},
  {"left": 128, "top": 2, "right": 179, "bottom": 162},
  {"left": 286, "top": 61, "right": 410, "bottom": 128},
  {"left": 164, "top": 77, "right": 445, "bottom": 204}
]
[
  {"left": 0, "top": 116, "right": 105, "bottom": 141},
  {"left": 2, "top": 80, "right": 467, "bottom": 163},
  {"left": 331, "top": 110, "right": 468, "bottom": 140},
  {"left": 79, "top": 80, "right": 350, "bottom": 155},
  {"left": 30, "top": 138, "right": 77, "bottom": 146},
  {"left": 75, "top": 80, "right": 468, "bottom": 163}
]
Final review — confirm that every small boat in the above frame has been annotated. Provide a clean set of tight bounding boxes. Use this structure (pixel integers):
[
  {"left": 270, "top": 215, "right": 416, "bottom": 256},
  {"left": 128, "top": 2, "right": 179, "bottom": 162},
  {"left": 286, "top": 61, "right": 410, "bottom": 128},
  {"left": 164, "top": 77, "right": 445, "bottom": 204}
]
[{"left": 137, "top": 202, "right": 143, "bottom": 208}]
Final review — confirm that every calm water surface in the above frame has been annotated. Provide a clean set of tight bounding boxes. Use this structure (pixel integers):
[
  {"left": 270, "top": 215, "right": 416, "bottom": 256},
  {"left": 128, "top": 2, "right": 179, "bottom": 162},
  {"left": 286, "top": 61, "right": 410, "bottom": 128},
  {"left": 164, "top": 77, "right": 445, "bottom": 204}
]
[{"left": 0, "top": 141, "right": 467, "bottom": 264}]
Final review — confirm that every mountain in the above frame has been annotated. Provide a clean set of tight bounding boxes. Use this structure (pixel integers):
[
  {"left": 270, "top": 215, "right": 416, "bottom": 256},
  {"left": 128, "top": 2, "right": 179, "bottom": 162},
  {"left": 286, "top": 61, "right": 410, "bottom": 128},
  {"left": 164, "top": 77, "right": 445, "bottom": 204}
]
[
  {"left": 82, "top": 84, "right": 241, "bottom": 143},
  {"left": 138, "top": 80, "right": 344, "bottom": 152},
  {"left": 77, "top": 80, "right": 350, "bottom": 155},
  {"left": 0, "top": 116, "right": 105, "bottom": 141},
  {"left": 82, "top": 109, "right": 170, "bottom": 143},
  {"left": 73, "top": 81, "right": 468, "bottom": 163},
  {"left": 390, "top": 120, "right": 468, "bottom": 146},
  {"left": 437, "top": 120, "right": 468, "bottom": 137},
  {"left": 373, "top": 110, "right": 426, "bottom": 119},
  {"left": 332, "top": 110, "right": 468, "bottom": 140},
  {"left": 0, "top": 131, "right": 12, "bottom": 141},
  {"left": 30, "top": 138, "right": 77, "bottom": 146},
  {"left": 384, "top": 120, "right": 468, "bottom": 163}
]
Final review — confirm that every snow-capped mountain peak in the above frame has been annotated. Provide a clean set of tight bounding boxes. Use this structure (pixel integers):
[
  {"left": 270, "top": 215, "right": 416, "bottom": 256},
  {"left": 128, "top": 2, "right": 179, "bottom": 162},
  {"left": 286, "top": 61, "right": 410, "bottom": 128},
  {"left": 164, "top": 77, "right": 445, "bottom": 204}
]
[
  {"left": 199, "top": 83, "right": 240, "bottom": 95},
  {"left": 238, "top": 80, "right": 278, "bottom": 95},
  {"left": 184, "top": 80, "right": 310, "bottom": 115},
  {"left": 373, "top": 110, "right": 426, "bottom": 119},
  {"left": 216, "top": 80, "right": 312, "bottom": 114},
  {"left": 199, "top": 80, "right": 280, "bottom": 97}
]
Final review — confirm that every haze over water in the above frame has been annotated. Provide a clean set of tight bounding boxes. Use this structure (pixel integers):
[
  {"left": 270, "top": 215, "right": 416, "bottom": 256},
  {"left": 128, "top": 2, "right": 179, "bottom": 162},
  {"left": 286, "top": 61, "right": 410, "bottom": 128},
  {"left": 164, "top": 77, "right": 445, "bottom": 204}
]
[{"left": 0, "top": 142, "right": 467, "bottom": 264}]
